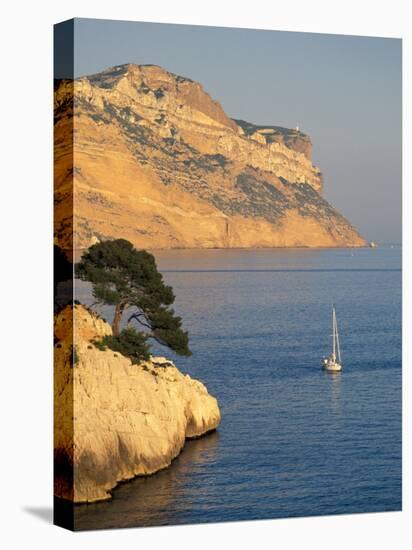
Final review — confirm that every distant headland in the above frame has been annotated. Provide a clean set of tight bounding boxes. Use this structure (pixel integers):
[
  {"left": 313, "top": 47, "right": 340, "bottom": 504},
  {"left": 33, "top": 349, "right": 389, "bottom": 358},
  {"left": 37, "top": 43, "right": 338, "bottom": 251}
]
[{"left": 54, "top": 63, "right": 366, "bottom": 251}]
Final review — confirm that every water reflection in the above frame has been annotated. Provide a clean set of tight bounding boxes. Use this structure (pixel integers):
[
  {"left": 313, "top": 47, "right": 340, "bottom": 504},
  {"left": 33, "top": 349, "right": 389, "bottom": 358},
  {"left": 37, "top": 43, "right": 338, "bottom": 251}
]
[
  {"left": 324, "top": 371, "right": 342, "bottom": 413},
  {"left": 151, "top": 247, "right": 399, "bottom": 272},
  {"left": 74, "top": 431, "right": 220, "bottom": 530}
]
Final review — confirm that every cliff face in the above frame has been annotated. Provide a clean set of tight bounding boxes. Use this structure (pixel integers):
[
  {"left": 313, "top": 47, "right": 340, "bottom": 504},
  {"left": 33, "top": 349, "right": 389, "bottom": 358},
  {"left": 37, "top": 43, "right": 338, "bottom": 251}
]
[
  {"left": 54, "top": 305, "right": 221, "bottom": 503},
  {"left": 54, "top": 63, "right": 366, "bottom": 251}
]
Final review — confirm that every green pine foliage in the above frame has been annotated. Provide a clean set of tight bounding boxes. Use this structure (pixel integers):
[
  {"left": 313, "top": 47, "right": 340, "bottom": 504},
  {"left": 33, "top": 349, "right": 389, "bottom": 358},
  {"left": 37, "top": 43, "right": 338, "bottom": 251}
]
[
  {"left": 94, "top": 328, "right": 151, "bottom": 363},
  {"left": 76, "top": 239, "right": 191, "bottom": 360}
]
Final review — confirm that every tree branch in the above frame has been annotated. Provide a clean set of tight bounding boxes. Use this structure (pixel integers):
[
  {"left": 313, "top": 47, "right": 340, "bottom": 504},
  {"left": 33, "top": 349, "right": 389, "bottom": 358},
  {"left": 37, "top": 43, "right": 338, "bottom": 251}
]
[{"left": 127, "top": 312, "right": 152, "bottom": 330}]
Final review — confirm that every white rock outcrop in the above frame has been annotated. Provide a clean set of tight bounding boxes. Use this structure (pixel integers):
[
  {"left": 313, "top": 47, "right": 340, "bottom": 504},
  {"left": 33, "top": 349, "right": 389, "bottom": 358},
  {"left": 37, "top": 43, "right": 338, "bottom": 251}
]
[{"left": 54, "top": 304, "right": 221, "bottom": 503}]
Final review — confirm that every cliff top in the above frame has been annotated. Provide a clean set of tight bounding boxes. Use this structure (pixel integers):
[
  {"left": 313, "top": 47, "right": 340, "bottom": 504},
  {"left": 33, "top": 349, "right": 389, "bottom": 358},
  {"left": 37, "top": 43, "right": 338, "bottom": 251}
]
[
  {"left": 86, "top": 63, "right": 195, "bottom": 85},
  {"left": 82, "top": 63, "right": 239, "bottom": 133}
]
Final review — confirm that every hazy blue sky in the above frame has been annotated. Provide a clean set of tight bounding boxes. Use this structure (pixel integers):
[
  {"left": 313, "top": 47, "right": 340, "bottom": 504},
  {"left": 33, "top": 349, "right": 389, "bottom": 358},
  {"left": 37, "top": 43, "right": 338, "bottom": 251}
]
[{"left": 62, "top": 18, "right": 401, "bottom": 242}]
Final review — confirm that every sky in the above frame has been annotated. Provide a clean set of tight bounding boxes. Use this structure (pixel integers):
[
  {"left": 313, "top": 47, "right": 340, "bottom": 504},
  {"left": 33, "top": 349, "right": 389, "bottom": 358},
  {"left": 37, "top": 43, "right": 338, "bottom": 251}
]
[{"left": 56, "top": 18, "right": 402, "bottom": 243}]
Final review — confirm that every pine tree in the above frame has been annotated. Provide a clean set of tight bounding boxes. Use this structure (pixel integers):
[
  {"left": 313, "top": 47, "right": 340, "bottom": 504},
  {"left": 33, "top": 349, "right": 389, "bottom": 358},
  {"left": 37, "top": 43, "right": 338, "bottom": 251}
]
[{"left": 76, "top": 239, "right": 191, "bottom": 358}]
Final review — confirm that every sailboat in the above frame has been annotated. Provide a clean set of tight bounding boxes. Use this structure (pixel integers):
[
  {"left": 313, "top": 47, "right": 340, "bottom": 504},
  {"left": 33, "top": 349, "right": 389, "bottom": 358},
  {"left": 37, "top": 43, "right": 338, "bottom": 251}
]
[{"left": 322, "top": 306, "right": 342, "bottom": 372}]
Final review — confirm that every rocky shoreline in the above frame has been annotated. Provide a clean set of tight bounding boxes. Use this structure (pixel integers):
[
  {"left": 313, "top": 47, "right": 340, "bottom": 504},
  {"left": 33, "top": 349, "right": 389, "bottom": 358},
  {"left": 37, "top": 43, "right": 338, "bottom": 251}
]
[{"left": 54, "top": 304, "right": 221, "bottom": 503}]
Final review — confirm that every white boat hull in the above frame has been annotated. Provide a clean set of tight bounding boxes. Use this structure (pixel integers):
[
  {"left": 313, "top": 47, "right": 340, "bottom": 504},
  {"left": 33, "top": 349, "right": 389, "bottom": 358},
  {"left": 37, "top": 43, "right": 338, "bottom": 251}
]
[{"left": 322, "top": 359, "right": 342, "bottom": 372}]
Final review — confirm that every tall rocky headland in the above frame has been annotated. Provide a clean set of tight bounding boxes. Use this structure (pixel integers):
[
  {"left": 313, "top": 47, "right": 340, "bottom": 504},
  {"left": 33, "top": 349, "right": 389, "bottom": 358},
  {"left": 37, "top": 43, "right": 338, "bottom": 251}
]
[{"left": 54, "top": 63, "right": 366, "bottom": 252}]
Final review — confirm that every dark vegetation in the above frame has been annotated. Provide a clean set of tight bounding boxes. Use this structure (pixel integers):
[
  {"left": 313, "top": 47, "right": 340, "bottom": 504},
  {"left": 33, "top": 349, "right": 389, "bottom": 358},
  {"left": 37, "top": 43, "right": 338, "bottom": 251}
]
[
  {"left": 88, "top": 65, "right": 129, "bottom": 89},
  {"left": 154, "top": 88, "right": 165, "bottom": 99},
  {"left": 287, "top": 179, "right": 342, "bottom": 220},
  {"left": 210, "top": 172, "right": 290, "bottom": 224},
  {"left": 76, "top": 239, "right": 191, "bottom": 363},
  {"left": 234, "top": 118, "right": 307, "bottom": 138},
  {"left": 93, "top": 328, "right": 150, "bottom": 362},
  {"left": 183, "top": 153, "right": 230, "bottom": 173}
]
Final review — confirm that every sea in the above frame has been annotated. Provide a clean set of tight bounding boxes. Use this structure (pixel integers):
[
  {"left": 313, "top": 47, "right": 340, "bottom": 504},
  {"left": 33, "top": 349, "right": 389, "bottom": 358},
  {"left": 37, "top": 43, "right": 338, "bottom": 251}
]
[{"left": 73, "top": 246, "right": 402, "bottom": 530}]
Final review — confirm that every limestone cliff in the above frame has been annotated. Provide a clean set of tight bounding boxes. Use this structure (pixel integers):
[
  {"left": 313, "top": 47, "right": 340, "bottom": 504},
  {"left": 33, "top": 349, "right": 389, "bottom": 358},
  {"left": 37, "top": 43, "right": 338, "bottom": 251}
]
[
  {"left": 54, "top": 63, "right": 366, "bottom": 252},
  {"left": 54, "top": 304, "right": 221, "bottom": 503}
]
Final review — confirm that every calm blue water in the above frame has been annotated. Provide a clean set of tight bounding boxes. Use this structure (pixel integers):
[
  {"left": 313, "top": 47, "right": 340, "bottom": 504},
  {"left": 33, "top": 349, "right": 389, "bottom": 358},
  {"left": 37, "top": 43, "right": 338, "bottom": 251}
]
[{"left": 74, "top": 247, "right": 402, "bottom": 530}]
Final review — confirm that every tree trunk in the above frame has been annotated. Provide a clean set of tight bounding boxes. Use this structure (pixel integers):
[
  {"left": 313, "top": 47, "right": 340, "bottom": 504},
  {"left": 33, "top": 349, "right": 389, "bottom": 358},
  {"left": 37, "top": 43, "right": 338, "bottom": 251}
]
[{"left": 112, "top": 302, "right": 126, "bottom": 336}]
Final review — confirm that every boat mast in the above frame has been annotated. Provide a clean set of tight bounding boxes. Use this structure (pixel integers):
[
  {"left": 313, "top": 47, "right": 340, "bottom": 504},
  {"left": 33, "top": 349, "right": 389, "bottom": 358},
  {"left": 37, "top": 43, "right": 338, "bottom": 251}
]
[
  {"left": 335, "top": 311, "right": 341, "bottom": 363},
  {"left": 332, "top": 306, "right": 336, "bottom": 359}
]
